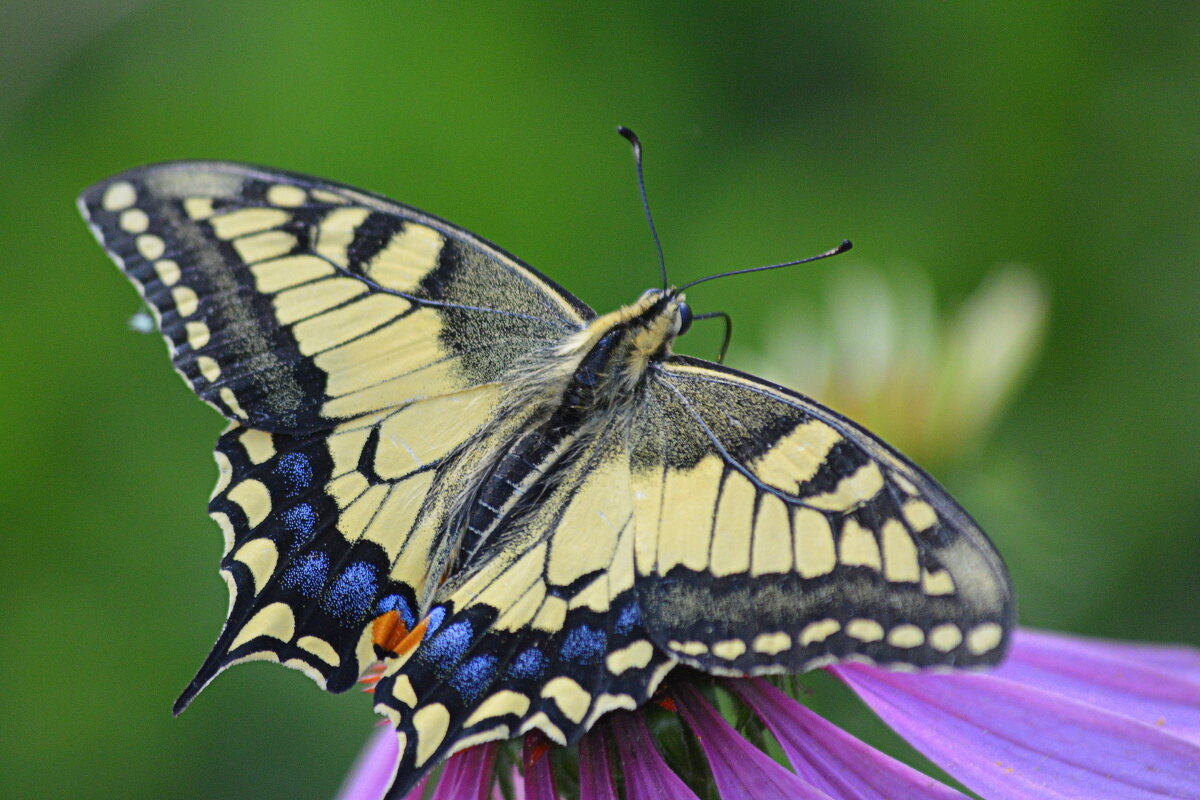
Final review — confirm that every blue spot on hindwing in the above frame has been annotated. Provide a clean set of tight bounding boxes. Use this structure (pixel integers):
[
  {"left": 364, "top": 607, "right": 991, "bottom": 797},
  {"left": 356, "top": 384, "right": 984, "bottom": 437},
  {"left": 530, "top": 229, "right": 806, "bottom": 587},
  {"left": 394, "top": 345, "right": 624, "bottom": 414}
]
[
  {"left": 508, "top": 647, "right": 548, "bottom": 681},
  {"left": 562, "top": 625, "right": 606, "bottom": 664},
  {"left": 450, "top": 654, "right": 498, "bottom": 702},
  {"left": 375, "top": 593, "right": 416, "bottom": 629},
  {"left": 424, "top": 606, "right": 447, "bottom": 637},
  {"left": 279, "top": 503, "right": 317, "bottom": 549},
  {"left": 615, "top": 601, "right": 641, "bottom": 635},
  {"left": 321, "top": 561, "right": 378, "bottom": 623},
  {"left": 421, "top": 619, "right": 473, "bottom": 669},
  {"left": 280, "top": 551, "right": 329, "bottom": 597},
  {"left": 275, "top": 452, "right": 313, "bottom": 496}
]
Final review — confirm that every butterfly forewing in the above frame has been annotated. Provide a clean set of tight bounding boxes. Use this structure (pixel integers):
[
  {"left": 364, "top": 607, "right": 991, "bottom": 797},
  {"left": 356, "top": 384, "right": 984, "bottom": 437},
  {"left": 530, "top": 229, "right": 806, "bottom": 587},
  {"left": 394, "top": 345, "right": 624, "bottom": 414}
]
[
  {"left": 77, "top": 161, "right": 591, "bottom": 433},
  {"left": 630, "top": 356, "right": 1014, "bottom": 674}
]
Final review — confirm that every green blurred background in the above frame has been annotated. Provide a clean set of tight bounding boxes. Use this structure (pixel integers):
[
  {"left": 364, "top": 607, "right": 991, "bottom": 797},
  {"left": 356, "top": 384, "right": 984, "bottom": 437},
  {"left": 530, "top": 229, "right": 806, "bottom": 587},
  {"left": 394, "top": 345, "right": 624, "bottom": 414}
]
[{"left": 2, "top": 2, "right": 1197, "bottom": 798}]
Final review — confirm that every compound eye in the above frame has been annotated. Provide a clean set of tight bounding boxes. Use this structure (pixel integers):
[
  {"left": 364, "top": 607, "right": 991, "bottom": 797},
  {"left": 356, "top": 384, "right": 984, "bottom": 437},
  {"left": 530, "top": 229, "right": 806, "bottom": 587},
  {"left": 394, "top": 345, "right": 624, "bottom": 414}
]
[{"left": 677, "top": 301, "right": 693, "bottom": 335}]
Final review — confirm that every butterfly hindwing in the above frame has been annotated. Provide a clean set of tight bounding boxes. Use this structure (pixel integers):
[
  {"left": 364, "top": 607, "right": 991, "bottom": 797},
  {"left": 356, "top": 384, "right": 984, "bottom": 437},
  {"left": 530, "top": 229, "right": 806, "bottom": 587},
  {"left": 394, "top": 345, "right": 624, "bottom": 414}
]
[
  {"left": 178, "top": 384, "right": 503, "bottom": 710},
  {"left": 78, "top": 162, "right": 592, "bottom": 433},
  {"left": 371, "top": 430, "right": 675, "bottom": 798},
  {"left": 630, "top": 356, "right": 1015, "bottom": 675}
]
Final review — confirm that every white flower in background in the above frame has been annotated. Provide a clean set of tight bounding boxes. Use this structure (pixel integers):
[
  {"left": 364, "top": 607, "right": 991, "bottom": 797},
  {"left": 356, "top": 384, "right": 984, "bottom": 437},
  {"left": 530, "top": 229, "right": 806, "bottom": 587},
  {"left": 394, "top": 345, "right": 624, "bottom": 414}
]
[{"left": 741, "top": 263, "right": 1049, "bottom": 466}]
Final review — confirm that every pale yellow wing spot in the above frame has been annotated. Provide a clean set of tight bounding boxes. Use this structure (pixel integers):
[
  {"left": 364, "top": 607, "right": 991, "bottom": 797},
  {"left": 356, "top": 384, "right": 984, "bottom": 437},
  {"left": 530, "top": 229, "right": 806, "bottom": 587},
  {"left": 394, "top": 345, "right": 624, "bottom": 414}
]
[
  {"left": 153, "top": 259, "right": 181, "bottom": 286},
  {"left": 137, "top": 234, "right": 165, "bottom": 260},
  {"left": 273, "top": 277, "right": 369, "bottom": 326},
  {"left": 226, "top": 478, "right": 271, "bottom": 527},
  {"left": 250, "top": 255, "right": 335, "bottom": 293},
  {"left": 101, "top": 181, "right": 136, "bottom": 211},
  {"left": 119, "top": 208, "right": 149, "bottom": 233},
  {"left": 793, "top": 507, "right": 836, "bottom": 578},
  {"left": 887, "top": 624, "right": 925, "bottom": 649},
  {"left": 929, "top": 624, "right": 963, "bottom": 652},
  {"left": 391, "top": 675, "right": 418, "bottom": 707},
  {"left": 412, "top": 704, "right": 451, "bottom": 767},
  {"left": 219, "top": 387, "right": 248, "bottom": 419},
  {"left": 296, "top": 635, "right": 341, "bottom": 667},
  {"left": 880, "top": 518, "right": 920, "bottom": 582},
  {"left": 799, "top": 619, "right": 840, "bottom": 646},
  {"left": 902, "top": 499, "right": 939, "bottom": 531},
  {"left": 845, "top": 619, "right": 884, "bottom": 643},
  {"left": 531, "top": 595, "right": 568, "bottom": 633},
  {"left": 209, "top": 207, "right": 289, "bottom": 240},
  {"left": 711, "top": 639, "right": 747, "bottom": 660},
  {"left": 185, "top": 320, "right": 210, "bottom": 349},
  {"left": 292, "top": 294, "right": 412, "bottom": 357},
  {"left": 967, "top": 623, "right": 1004, "bottom": 655},
  {"left": 752, "top": 632, "right": 791, "bottom": 655},
  {"left": 360, "top": 472, "right": 434, "bottom": 562},
  {"left": 231, "top": 538, "right": 278, "bottom": 593},
  {"left": 605, "top": 641, "right": 655, "bottom": 674},
  {"left": 315, "top": 311, "right": 444, "bottom": 398},
  {"left": 922, "top": 568, "right": 956, "bottom": 596},
  {"left": 197, "top": 356, "right": 221, "bottom": 382},
  {"left": 314, "top": 207, "right": 372, "bottom": 266},
  {"left": 229, "top": 602, "right": 295, "bottom": 651},
  {"left": 171, "top": 286, "right": 199, "bottom": 317},
  {"left": 233, "top": 230, "right": 297, "bottom": 264},
  {"left": 541, "top": 677, "right": 591, "bottom": 724},
  {"left": 804, "top": 461, "right": 884, "bottom": 512},
  {"left": 463, "top": 690, "right": 531, "bottom": 728},
  {"left": 184, "top": 196, "right": 215, "bottom": 220},
  {"left": 518, "top": 712, "right": 566, "bottom": 746},
  {"left": 547, "top": 459, "right": 629, "bottom": 587},
  {"left": 749, "top": 419, "right": 843, "bottom": 490},
  {"left": 327, "top": 472, "right": 369, "bottom": 508},
  {"left": 750, "top": 493, "right": 793, "bottom": 576},
  {"left": 838, "top": 518, "right": 882, "bottom": 570},
  {"left": 650, "top": 454, "right": 723, "bottom": 574},
  {"left": 336, "top": 483, "right": 389, "bottom": 541},
  {"left": 366, "top": 223, "right": 445, "bottom": 292},
  {"left": 266, "top": 184, "right": 306, "bottom": 207},
  {"left": 669, "top": 640, "right": 709, "bottom": 656},
  {"left": 709, "top": 472, "right": 756, "bottom": 578}
]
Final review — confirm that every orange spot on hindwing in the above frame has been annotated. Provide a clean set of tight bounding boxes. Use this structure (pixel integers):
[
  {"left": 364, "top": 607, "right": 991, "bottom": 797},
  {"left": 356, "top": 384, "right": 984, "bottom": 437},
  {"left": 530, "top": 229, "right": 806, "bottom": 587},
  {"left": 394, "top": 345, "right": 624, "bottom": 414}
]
[{"left": 372, "top": 610, "right": 410, "bottom": 656}]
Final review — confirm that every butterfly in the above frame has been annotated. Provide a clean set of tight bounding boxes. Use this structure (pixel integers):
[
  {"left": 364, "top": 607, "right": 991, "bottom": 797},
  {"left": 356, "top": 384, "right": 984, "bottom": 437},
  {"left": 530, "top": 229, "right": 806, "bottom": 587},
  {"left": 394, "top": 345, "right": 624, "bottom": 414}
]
[{"left": 79, "top": 141, "right": 1014, "bottom": 797}]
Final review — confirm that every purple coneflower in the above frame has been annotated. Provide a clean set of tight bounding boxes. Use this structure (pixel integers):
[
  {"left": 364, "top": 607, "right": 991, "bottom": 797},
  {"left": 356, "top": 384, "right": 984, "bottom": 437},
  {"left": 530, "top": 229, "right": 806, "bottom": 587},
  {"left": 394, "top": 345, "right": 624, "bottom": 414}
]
[{"left": 338, "top": 628, "right": 1200, "bottom": 800}]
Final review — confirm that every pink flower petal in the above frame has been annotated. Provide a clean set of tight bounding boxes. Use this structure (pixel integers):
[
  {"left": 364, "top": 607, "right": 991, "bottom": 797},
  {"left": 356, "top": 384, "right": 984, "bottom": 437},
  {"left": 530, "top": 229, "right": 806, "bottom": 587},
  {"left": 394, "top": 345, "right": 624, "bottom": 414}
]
[
  {"left": 833, "top": 658, "right": 1200, "bottom": 800},
  {"left": 522, "top": 735, "right": 560, "bottom": 800},
  {"left": 336, "top": 726, "right": 407, "bottom": 800},
  {"left": 1000, "top": 629, "right": 1200, "bottom": 742},
  {"left": 1097, "top": 640, "right": 1200, "bottom": 683},
  {"left": 578, "top": 727, "right": 618, "bottom": 800},
  {"left": 673, "top": 684, "right": 833, "bottom": 800},
  {"left": 610, "top": 711, "right": 700, "bottom": 800},
  {"left": 431, "top": 743, "right": 499, "bottom": 800},
  {"left": 732, "top": 678, "right": 967, "bottom": 799}
]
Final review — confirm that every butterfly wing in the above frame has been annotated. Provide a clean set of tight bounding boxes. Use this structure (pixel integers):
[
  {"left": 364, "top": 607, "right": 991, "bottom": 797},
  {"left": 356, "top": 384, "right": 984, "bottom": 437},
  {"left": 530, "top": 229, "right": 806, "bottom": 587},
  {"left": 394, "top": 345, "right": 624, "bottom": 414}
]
[
  {"left": 370, "top": 429, "right": 674, "bottom": 798},
  {"left": 630, "top": 356, "right": 1015, "bottom": 675},
  {"left": 78, "top": 161, "right": 593, "bottom": 433},
  {"left": 79, "top": 163, "right": 596, "bottom": 707}
]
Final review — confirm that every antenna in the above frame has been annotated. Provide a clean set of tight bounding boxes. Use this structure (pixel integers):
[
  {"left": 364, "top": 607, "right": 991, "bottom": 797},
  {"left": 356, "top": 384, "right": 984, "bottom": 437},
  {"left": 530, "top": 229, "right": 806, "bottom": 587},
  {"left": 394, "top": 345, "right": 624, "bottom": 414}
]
[
  {"left": 617, "top": 126, "right": 668, "bottom": 289},
  {"left": 676, "top": 239, "right": 853, "bottom": 293}
]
